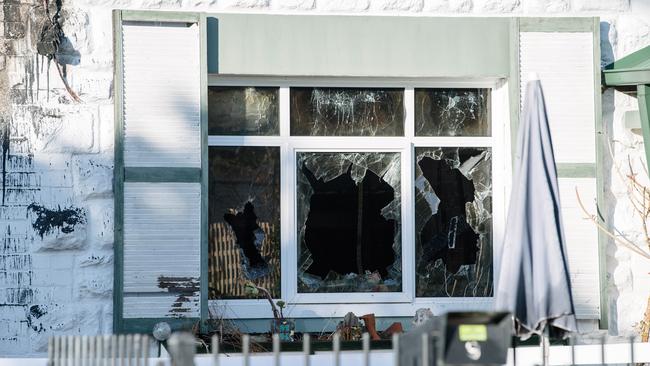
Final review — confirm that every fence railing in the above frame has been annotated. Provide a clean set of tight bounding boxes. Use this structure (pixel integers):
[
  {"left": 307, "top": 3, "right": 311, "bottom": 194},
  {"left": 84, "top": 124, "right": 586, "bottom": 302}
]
[{"left": 39, "top": 332, "right": 650, "bottom": 366}]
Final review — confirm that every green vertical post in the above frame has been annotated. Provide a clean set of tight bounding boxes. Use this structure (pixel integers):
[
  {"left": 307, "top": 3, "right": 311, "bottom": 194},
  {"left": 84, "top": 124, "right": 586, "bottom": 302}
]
[{"left": 638, "top": 85, "right": 650, "bottom": 175}]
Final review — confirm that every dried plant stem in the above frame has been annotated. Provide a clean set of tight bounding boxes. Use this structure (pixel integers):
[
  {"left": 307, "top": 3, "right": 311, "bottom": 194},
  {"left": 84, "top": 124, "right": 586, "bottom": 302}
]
[{"left": 575, "top": 188, "right": 650, "bottom": 260}]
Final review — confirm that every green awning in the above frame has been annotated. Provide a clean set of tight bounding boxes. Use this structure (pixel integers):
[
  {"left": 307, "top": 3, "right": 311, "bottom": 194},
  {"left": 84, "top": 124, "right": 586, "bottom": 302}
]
[
  {"left": 603, "top": 45, "right": 650, "bottom": 171},
  {"left": 603, "top": 44, "right": 650, "bottom": 86}
]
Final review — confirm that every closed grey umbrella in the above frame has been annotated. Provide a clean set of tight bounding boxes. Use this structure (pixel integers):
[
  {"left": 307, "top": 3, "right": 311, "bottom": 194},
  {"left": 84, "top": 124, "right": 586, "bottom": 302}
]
[{"left": 494, "top": 76, "right": 577, "bottom": 339}]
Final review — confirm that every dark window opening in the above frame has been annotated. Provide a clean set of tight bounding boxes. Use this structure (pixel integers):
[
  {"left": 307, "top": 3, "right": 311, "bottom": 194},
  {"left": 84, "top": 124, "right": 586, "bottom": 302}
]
[
  {"left": 297, "top": 152, "right": 402, "bottom": 293},
  {"left": 415, "top": 147, "right": 493, "bottom": 297},
  {"left": 301, "top": 163, "right": 396, "bottom": 278}
]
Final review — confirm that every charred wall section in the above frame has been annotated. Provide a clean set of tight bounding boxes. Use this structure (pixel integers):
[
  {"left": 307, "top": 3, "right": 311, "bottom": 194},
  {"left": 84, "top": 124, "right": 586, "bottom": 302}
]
[{"left": 0, "top": 0, "right": 113, "bottom": 356}]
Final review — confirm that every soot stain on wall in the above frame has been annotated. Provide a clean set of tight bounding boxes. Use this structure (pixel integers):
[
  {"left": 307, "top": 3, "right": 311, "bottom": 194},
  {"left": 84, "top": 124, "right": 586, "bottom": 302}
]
[
  {"left": 25, "top": 305, "right": 47, "bottom": 333},
  {"left": 1, "top": 118, "right": 9, "bottom": 206},
  {"left": 157, "top": 276, "right": 200, "bottom": 315},
  {"left": 27, "top": 204, "right": 86, "bottom": 238}
]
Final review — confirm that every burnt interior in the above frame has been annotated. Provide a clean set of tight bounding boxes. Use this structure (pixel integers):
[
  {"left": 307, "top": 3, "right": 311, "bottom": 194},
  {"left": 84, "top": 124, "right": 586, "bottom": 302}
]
[
  {"left": 417, "top": 155, "right": 479, "bottom": 274},
  {"left": 223, "top": 201, "right": 269, "bottom": 277},
  {"left": 301, "top": 163, "right": 396, "bottom": 278}
]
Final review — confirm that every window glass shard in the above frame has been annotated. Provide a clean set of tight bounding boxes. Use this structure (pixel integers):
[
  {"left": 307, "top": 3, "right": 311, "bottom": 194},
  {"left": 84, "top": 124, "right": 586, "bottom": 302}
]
[
  {"left": 290, "top": 88, "right": 404, "bottom": 136},
  {"left": 415, "top": 88, "right": 490, "bottom": 137},
  {"left": 297, "top": 152, "right": 402, "bottom": 293},
  {"left": 208, "top": 146, "right": 281, "bottom": 299},
  {"left": 208, "top": 86, "right": 279, "bottom": 136},
  {"left": 415, "top": 147, "right": 492, "bottom": 297}
]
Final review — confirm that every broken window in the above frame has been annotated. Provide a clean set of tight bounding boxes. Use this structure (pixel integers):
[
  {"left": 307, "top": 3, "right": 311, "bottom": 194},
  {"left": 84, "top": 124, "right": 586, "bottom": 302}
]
[
  {"left": 415, "top": 88, "right": 490, "bottom": 137},
  {"left": 297, "top": 152, "right": 402, "bottom": 293},
  {"left": 290, "top": 87, "right": 404, "bottom": 136},
  {"left": 414, "top": 147, "right": 492, "bottom": 297},
  {"left": 206, "top": 80, "right": 501, "bottom": 312},
  {"left": 208, "top": 146, "right": 281, "bottom": 299},
  {"left": 208, "top": 86, "right": 279, "bottom": 135}
]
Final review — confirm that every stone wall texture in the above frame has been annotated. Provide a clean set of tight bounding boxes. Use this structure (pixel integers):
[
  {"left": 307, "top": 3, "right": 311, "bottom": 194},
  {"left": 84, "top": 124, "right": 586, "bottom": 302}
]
[{"left": 0, "top": 0, "right": 649, "bottom": 357}]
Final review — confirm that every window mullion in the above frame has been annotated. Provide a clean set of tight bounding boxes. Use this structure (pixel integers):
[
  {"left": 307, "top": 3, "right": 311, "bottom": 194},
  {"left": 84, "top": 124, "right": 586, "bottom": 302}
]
[
  {"left": 405, "top": 87, "right": 415, "bottom": 138},
  {"left": 280, "top": 86, "right": 290, "bottom": 138}
]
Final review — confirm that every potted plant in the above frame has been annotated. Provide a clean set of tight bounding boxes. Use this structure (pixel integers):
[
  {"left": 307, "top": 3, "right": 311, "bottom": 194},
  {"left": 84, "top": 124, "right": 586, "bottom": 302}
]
[{"left": 244, "top": 282, "right": 295, "bottom": 341}]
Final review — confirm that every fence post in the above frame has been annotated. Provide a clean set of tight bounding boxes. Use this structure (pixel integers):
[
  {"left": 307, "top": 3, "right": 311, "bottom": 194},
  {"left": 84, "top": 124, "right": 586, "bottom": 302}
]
[
  {"left": 332, "top": 332, "right": 341, "bottom": 366},
  {"left": 392, "top": 333, "right": 400, "bottom": 366},
  {"left": 303, "top": 333, "right": 310, "bottom": 366},
  {"left": 211, "top": 335, "right": 220, "bottom": 366},
  {"left": 362, "top": 333, "right": 370, "bottom": 366},
  {"left": 629, "top": 335, "right": 635, "bottom": 366},
  {"left": 421, "top": 333, "right": 429, "bottom": 366},
  {"left": 242, "top": 334, "right": 250, "bottom": 366},
  {"left": 272, "top": 334, "right": 280, "bottom": 366},
  {"left": 600, "top": 334, "right": 606, "bottom": 365},
  {"left": 167, "top": 332, "right": 196, "bottom": 366}
]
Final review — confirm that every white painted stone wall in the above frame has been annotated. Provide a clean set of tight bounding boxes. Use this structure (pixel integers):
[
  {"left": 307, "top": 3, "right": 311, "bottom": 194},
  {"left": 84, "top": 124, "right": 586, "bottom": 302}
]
[{"left": 0, "top": 0, "right": 649, "bottom": 357}]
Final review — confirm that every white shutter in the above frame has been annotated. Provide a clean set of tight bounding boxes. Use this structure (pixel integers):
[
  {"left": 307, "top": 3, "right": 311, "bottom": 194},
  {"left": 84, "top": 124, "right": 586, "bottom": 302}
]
[
  {"left": 115, "top": 12, "right": 205, "bottom": 328},
  {"left": 122, "top": 22, "right": 201, "bottom": 168},
  {"left": 519, "top": 27, "right": 601, "bottom": 319}
]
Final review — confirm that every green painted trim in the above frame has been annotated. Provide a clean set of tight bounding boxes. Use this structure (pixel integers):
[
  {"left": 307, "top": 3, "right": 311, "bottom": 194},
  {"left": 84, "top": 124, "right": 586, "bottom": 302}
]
[
  {"left": 112, "top": 9, "right": 125, "bottom": 334},
  {"left": 602, "top": 69, "right": 650, "bottom": 86},
  {"left": 206, "top": 17, "right": 218, "bottom": 74},
  {"left": 519, "top": 17, "right": 594, "bottom": 32},
  {"left": 208, "top": 14, "right": 511, "bottom": 77},
  {"left": 121, "top": 10, "right": 200, "bottom": 23},
  {"left": 594, "top": 17, "right": 608, "bottom": 330},
  {"left": 637, "top": 85, "right": 650, "bottom": 191},
  {"left": 556, "top": 163, "right": 596, "bottom": 178},
  {"left": 509, "top": 17, "right": 521, "bottom": 161},
  {"left": 199, "top": 13, "right": 209, "bottom": 334},
  {"left": 124, "top": 167, "right": 201, "bottom": 182},
  {"left": 604, "top": 44, "right": 650, "bottom": 71},
  {"left": 120, "top": 318, "right": 201, "bottom": 334}
]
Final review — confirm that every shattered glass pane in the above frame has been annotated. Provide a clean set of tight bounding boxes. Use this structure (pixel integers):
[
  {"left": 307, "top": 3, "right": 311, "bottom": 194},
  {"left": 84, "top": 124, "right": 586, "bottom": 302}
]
[
  {"left": 414, "top": 147, "right": 492, "bottom": 297},
  {"left": 297, "top": 152, "right": 402, "bottom": 293},
  {"left": 208, "top": 146, "right": 281, "bottom": 299},
  {"left": 415, "top": 88, "right": 490, "bottom": 137},
  {"left": 208, "top": 86, "right": 279, "bottom": 135},
  {"left": 290, "top": 88, "right": 404, "bottom": 136}
]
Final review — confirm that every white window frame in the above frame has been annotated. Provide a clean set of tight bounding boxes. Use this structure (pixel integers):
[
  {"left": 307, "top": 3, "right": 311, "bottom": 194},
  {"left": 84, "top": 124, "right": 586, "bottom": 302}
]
[{"left": 207, "top": 75, "right": 510, "bottom": 319}]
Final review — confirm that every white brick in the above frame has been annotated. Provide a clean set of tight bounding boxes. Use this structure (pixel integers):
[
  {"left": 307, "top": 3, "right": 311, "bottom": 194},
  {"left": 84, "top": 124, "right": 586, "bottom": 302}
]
[
  {"left": 218, "top": 0, "right": 269, "bottom": 7},
  {"left": 572, "top": 0, "right": 629, "bottom": 11},
  {"left": 317, "top": 0, "right": 370, "bottom": 11},
  {"left": 369, "top": 0, "right": 424, "bottom": 11},
  {"left": 84, "top": 200, "right": 114, "bottom": 250},
  {"left": 98, "top": 104, "right": 114, "bottom": 153},
  {"left": 473, "top": 0, "right": 520, "bottom": 12},
  {"left": 523, "top": 0, "right": 569, "bottom": 12},
  {"left": 72, "top": 155, "right": 113, "bottom": 200},
  {"left": 271, "top": 0, "right": 315, "bottom": 9}
]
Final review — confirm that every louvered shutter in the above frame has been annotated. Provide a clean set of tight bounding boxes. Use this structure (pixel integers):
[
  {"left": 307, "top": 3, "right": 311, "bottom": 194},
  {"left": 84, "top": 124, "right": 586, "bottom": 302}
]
[
  {"left": 113, "top": 11, "right": 207, "bottom": 333},
  {"left": 518, "top": 18, "right": 603, "bottom": 321}
]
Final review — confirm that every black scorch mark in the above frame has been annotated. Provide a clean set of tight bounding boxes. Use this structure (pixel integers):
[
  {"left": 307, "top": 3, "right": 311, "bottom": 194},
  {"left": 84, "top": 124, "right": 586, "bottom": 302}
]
[
  {"left": 1, "top": 118, "right": 9, "bottom": 206},
  {"left": 223, "top": 202, "right": 270, "bottom": 280},
  {"left": 157, "top": 276, "right": 199, "bottom": 316},
  {"left": 25, "top": 305, "right": 47, "bottom": 333},
  {"left": 301, "top": 163, "right": 396, "bottom": 279},
  {"left": 417, "top": 156, "right": 479, "bottom": 274},
  {"left": 27, "top": 204, "right": 86, "bottom": 238}
]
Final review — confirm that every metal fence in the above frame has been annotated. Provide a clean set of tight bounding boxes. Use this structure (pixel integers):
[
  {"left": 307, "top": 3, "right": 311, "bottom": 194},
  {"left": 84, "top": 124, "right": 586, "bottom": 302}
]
[{"left": 44, "top": 332, "right": 650, "bottom": 366}]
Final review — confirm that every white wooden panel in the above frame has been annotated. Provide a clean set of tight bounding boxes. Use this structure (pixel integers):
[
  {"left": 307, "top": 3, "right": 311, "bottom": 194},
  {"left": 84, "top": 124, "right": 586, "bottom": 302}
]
[
  {"left": 558, "top": 178, "right": 600, "bottom": 319},
  {"left": 519, "top": 32, "right": 595, "bottom": 164},
  {"left": 124, "top": 294, "right": 200, "bottom": 318},
  {"left": 123, "top": 182, "right": 201, "bottom": 318},
  {"left": 122, "top": 23, "right": 201, "bottom": 168}
]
